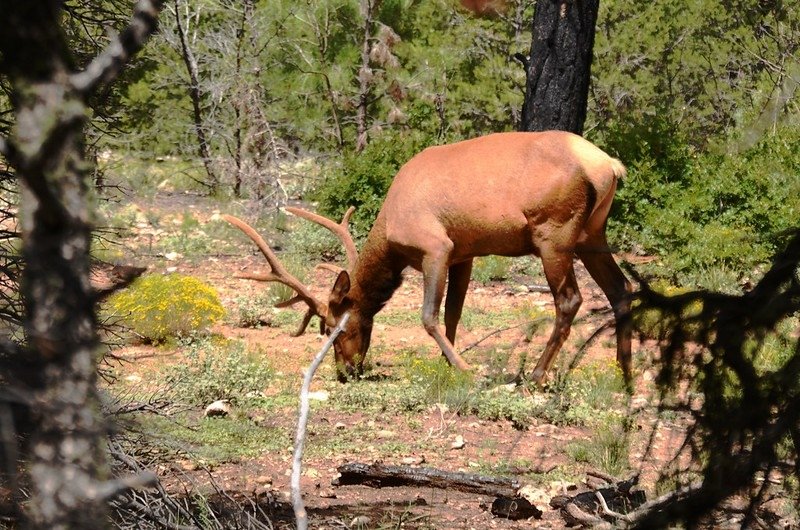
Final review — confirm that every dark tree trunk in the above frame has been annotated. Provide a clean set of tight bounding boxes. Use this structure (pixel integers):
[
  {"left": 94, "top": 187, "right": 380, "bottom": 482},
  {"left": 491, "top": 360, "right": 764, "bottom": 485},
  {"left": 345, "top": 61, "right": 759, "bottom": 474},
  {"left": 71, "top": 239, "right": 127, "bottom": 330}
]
[
  {"left": 519, "top": 0, "right": 599, "bottom": 134},
  {"left": 174, "top": 0, "right": 220, "bottom": 192}
]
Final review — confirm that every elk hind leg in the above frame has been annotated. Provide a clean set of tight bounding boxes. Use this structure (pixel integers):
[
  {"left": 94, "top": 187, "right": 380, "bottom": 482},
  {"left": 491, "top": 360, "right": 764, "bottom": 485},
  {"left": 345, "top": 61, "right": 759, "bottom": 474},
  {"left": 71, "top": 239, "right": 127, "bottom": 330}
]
[
  {"left": 529, "top": 252, "right": 582, "bottom": 385},
  {"left": 577, "top": 240, "right": 633, "bottom": 386}
]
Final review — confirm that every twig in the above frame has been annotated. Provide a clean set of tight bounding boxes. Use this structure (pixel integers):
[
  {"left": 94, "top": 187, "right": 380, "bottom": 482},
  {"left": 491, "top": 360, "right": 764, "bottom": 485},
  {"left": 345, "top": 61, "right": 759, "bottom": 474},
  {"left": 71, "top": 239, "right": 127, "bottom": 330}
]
[
  {"left": 459, "top": 322, "right": 526, "bottom": 354},
  {"left": 595, "top": 490, "right": 632, "bottom": 522},
  {"left": 586, "top": 469, "right": 621, "bottom": 485},
  {"left": 292, "top": 312, "right": 350, "bottom": 530},
  {"left": 564, "top": 502, "right": 609, "bottom": 528}
]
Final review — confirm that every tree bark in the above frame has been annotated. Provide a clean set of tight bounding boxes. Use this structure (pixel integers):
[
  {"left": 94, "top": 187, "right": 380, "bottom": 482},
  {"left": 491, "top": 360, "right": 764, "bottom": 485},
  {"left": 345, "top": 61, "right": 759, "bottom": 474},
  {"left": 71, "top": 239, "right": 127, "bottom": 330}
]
[
  {"left": 0, "top": 1, "right": 162, "bottom": 528},
  {"left": 355, "top": 0, "right": 380, "bottom": 153},
  {"left": 174, "top": 0, "right": 219, "bottom": 192},
  {"left": 519, "top": 0, "right": 599, "bottom": 134}
]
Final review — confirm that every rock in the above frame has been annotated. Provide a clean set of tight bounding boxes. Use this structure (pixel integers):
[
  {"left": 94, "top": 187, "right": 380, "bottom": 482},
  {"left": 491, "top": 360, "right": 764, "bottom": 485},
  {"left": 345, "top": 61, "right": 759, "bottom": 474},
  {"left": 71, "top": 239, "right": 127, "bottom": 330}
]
[
  {"left": 335, "top": 422, "right": 347, "bottom": 430},
  {"left": 401, "top": 455, "right": 426, "bottom": 466},
  {"left": 517, "top": 484, "right": 549, "bottom": 507},
  {"left": 319, "top": 488, "right": 337, "bottom": 499},
  {"left": 450, "top": 434, "right": 466, "bottom": 450},
  {"left": 307, "top": 390, "right": 329, "bottom": 402},
  {"left": 204, "top": 400, "right": 232, "bottom": 418},
  {"left": 254, "top": 475, "right": 272, "bottom": 486},
  {"left": 350, "top": 515, "right": 371, "bottom": 527},
  {"left": 377, "top": 430, "right": 396, "bottom": 439}
]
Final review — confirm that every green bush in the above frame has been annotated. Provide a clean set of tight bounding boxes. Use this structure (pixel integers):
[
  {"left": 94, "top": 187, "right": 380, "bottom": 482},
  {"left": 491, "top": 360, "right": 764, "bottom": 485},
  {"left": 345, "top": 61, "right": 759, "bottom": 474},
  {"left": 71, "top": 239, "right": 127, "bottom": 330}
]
[
  {"left": 402, "top": 355, "right": 474, "bottom": 410},
  {"left": 566, "top": 423, "right": 630, "bottom": 478},
  {"left": 472, "top": 255, "right": 513, "bottom": 284},
  {"left": 311, "top": 131, "right": 437, "bottom": 237},
  {"left": 107, "top": 273, "right": 225, "bottom": 342},
  {"left": 163, "top": 337, "right": 273, "bottom": 405},
  {"left": 470, "top": 391, "right": 537, "bottom": 430},
  {"left": 608, "top": 124, "right": 800, "bottom": 287}
]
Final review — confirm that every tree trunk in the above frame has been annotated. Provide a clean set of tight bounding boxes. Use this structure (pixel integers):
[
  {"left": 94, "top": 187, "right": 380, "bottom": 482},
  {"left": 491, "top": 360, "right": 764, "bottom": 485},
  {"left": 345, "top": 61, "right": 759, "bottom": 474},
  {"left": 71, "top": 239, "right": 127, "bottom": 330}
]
[
  {"left": 174, "top": 0, "right": 220, "bottom": 192},
  {"left": 0, "top": 1, "right": 162, "bottom": 528},
  {"left": 355, "top": 0, "right": 380, "bottom": 153},
  {"left": 519, "top": 0, "right": 599, "bottom": 134}
]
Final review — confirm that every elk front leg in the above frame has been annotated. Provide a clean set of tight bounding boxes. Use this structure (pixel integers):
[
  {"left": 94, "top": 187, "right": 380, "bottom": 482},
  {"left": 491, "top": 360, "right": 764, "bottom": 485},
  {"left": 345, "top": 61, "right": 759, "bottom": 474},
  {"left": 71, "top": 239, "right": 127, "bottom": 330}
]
[
  {"left": 420, "top": 248, "right": 472, "bottom": 371},
  {"left": 529, "top": 252, "right": 582, "bottom": 385},
  {"left": 444, "top": 260, "right": 473, "bottom": 345}
]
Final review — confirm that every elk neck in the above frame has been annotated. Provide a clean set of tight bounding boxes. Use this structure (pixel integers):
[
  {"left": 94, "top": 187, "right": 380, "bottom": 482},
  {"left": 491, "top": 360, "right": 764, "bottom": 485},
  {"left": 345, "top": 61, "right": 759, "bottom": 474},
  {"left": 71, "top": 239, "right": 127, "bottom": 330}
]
[{"left": 347, "top": 220, "right": 404, "bottom": 319}]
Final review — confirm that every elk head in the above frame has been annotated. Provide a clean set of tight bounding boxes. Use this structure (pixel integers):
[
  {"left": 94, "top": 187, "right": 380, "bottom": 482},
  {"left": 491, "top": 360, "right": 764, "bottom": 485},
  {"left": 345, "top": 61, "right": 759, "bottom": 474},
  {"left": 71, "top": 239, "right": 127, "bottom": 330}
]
[{"left": 224, "top": 207, "right": 366, "bottom": 382}]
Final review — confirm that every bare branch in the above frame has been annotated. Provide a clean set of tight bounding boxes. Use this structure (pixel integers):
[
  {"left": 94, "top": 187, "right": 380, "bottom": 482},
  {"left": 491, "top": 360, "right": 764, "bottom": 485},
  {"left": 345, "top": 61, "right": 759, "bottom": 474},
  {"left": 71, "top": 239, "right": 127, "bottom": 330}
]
[
  {"left": 292, "top": 312, "right": 350, "bottom": 530},
  {"left": 71, "top": 0, "right": 166, "bottom": 96}
]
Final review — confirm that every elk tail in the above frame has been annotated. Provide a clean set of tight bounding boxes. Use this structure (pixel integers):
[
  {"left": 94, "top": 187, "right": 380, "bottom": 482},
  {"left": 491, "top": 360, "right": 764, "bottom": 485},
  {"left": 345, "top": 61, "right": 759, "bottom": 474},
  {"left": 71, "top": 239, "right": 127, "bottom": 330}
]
[{"left": 610, "top": 158, "right": 627, "bottom": 180}]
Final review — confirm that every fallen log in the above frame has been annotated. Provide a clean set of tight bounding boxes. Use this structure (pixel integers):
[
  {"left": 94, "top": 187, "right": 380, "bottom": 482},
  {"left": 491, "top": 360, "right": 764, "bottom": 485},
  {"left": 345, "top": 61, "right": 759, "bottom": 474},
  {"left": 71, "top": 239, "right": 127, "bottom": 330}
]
[{"left": 333, "top": 462, "right": 520, "bottom": 498}]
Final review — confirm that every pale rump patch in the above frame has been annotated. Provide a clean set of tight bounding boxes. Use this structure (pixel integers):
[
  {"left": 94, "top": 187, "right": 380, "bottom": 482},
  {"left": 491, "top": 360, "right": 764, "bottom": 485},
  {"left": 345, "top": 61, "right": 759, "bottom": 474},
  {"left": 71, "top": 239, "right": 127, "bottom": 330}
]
[{"left": 563, "top": 134, "right": 618, "bottom": 174}]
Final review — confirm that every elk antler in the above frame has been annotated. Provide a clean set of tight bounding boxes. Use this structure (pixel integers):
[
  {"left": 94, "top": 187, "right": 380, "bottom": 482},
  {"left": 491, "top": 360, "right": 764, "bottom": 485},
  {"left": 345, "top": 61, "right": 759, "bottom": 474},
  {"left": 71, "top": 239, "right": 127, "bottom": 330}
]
[
  {"left": 285, "top": 206, "right": 358, "bottom": 272},
  {"left": 223, "top": 214, "right": 327, "bottom": 336}
]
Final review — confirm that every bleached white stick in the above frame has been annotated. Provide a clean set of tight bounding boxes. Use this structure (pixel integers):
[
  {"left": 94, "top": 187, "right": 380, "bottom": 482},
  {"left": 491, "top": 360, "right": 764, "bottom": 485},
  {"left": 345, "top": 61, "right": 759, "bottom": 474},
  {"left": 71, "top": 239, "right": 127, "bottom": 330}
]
[{"left": 292, "top": 312, "right": 350, "bottom": 530}]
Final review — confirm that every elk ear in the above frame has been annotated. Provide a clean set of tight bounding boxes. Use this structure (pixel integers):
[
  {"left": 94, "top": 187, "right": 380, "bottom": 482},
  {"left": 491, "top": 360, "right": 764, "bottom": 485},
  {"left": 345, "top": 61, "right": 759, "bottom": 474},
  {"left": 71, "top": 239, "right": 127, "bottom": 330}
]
[{"left": 329, "top": 270, "right": 351, "bottom": 306}]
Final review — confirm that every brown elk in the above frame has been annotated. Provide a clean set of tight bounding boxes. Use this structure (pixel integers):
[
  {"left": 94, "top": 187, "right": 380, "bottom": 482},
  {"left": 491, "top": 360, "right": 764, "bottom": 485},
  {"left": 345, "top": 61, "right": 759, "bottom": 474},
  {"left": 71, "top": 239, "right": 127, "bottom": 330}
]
[{"left": 226, "top": 130, "right": 633, "bottom": 385}]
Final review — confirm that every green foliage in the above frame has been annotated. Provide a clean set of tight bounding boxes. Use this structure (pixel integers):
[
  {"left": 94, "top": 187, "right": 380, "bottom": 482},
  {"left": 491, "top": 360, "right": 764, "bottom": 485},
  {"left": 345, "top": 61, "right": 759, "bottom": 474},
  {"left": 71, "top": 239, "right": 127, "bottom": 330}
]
[
  {"left": 469, "top": 390, "right": 537, "bottom": 430},
  {"left": 106, "top": 274, "right": 225, "bottom": 343},
  {"left": 566, "top": 424, "right": 630, "bottom": 478},
  {"left": 283, "top": 217, "right": 348, "bottom": 264},
  {"left": 608, "top": 125, "right": 800, "bottom": 287},
  {"left": 312, "top": 131, "right": 435, "bottom": 236},
  {"left": 164, "top": 337, "right": 274, "bottom": 406},
  {"left": 402, "top": 355, "right": 474, "bottom": 410},
  {"left": 231, "top": 293, "right": 271, "bottom": 329},
  {"left": 591, "top": 0, "right": 797, "bottom": 149},
  {"left": 138, "top": 411, "right": 285, "bottom": 465},
  {"left": 331, "top": 379, "right": 429, "bottom": 414},
  {"left": 472, "top": 255, "right": 513, "bottom": 284},
  {"left": 539, "top": 359, "right": 629, "bottom": 427},
  {"left": 632, "top": 282, "right": 705, "bottom": 340}
]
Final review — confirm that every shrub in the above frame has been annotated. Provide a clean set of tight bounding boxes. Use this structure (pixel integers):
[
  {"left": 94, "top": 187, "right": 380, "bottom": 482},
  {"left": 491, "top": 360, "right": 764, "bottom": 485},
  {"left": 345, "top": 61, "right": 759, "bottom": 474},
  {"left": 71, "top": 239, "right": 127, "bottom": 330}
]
[
  {"left": 566, "top": 423, "right": 630, "bottom": 477},
  {"left": 402, "top": 355, "right": 474, "bottom": 410},
  {"left": 607, "top": 124, "right": 800, "bottom": 286},
  {"left": 470, "top": 391, "right": 538, "bottom": 430},
  {"left": 163, "top": 337, "right": 273, "bottom": 405},
  {"left": 472, "top": 255, "right": 513, "bottom": 284},
  {"left": 311, "top": 131, "right": 437, "bottom": 237},
  {"left": 632, "top": 282, "right": 704, "bottom": 340},
  {"left": 107, "top": 273, "right": 225, "bottom": 342}
]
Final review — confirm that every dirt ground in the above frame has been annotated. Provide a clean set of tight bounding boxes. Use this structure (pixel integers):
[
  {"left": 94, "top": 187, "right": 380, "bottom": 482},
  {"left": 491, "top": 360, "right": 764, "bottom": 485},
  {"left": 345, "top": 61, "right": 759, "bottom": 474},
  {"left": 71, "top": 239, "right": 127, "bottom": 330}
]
[{"left": 106, "top": 192, "right": 709, "bottom": 529}]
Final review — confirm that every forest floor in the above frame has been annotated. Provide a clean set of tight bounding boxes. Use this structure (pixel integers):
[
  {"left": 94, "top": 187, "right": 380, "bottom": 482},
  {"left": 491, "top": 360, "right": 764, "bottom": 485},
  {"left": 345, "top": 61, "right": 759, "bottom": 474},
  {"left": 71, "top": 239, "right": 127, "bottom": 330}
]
[{"left": 100, "top": 189, "right": 796, "bottom": 529}]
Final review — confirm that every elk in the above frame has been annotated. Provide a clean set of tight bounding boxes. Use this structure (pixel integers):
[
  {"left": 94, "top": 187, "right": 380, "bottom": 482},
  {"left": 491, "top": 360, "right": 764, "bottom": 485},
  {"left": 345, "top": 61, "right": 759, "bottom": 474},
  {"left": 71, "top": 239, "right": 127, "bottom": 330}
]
[{"left": 226, "top": 130, "right": 633, "bottom": 385}]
